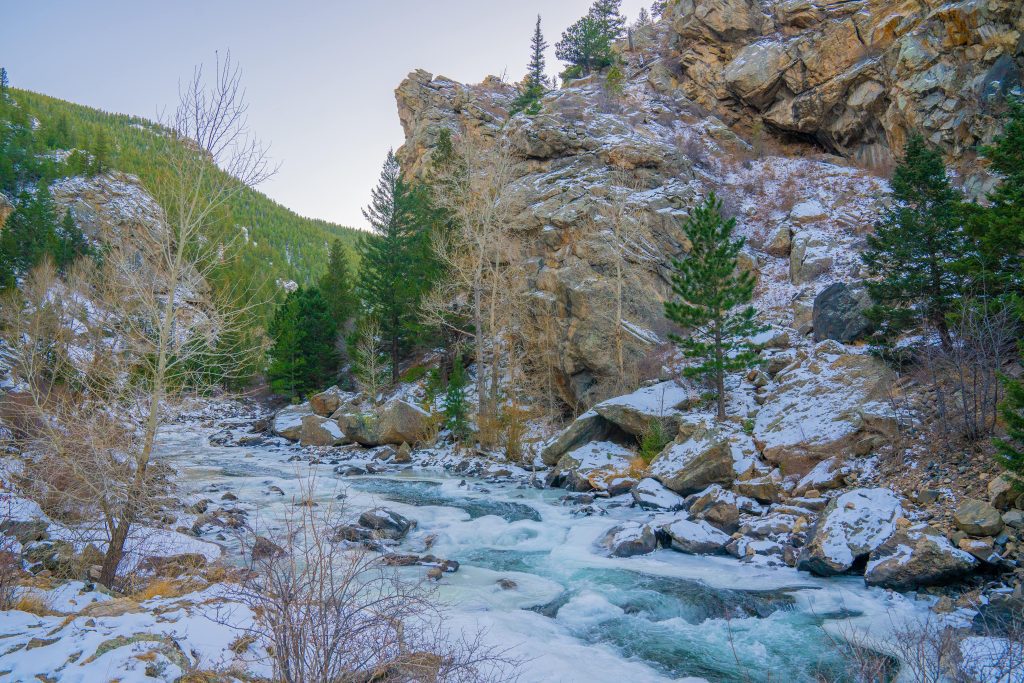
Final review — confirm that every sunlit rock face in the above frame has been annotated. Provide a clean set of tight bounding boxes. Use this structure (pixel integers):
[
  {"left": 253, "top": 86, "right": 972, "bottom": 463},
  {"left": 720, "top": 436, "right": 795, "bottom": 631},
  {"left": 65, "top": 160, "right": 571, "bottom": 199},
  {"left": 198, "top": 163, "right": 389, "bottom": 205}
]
[{"left": 393, "top": 1, "right": 1019, "bottom": 406}]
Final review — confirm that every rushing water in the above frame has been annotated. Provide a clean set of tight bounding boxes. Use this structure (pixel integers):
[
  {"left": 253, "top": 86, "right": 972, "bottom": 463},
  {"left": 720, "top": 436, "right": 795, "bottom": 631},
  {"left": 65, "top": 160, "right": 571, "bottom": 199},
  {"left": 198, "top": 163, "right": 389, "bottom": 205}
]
[{"left": 157, "top": 422, "right": 930, "bottom": 683}]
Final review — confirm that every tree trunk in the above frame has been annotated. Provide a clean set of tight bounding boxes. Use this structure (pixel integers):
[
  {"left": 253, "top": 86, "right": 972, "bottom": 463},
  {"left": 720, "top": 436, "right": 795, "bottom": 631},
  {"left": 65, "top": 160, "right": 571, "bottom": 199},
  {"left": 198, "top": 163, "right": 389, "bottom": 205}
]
[
  {"left": 99, "top": 517, "right": 130, "bottom": 586},
  {"left": 473, "top": 282, "right": 485, "bottom": 419},
  {"left": 714, "top": 322, "right": 726, "bottom": 421}
]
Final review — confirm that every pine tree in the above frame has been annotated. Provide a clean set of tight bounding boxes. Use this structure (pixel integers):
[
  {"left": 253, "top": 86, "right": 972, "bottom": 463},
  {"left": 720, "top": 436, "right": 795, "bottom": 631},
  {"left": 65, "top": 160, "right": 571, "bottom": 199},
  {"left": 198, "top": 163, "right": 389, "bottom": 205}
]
[
  {"left": 651, "top": 1, "right": 668, "bottom": 17},
  {"left": 589, "top": 0, "right": 627, "bottom": 39},
  {"left": 996, "top": 371, "right": 1024, "bottom": 490},
  {"left": 664, "top": 193, "right": 764, "bottom": 421},
  {"left": 54, "top": 209, "right": 89, "bottom": 271},
  {"left": 318, "top": 239, "right": 358, "bottom": 329},
  {"left": 91, "top": 130, "right": 110, "bottom": 175},
  {"left": 0, "top": 68, "right": 8, "bottom": 99},
  {"left": 267, "top": 287, "right": 339, "bottom": 399},
  {"left": 527, "top": 15, "right": 548, "bottom": 90},
  {"left": 0, "top": 185, "right": 60, "bottom": 279},
  {"left": 358, "top": 150, "right": 423, "bottom": 382},
  {"left": 636, "top": 7, "right": 651, "bottom": 26},
  {"left": 861, "top": 134, "right": 966, "bottom": 349},
  {"left": 556, "top": 14, "right": 614, "bottom": 78},
  {"left": 443, "top": 355, "right": 471, "bottom": 442},
  {"left": 967, "top": 96, "right": 1024, "bottom": 299}
]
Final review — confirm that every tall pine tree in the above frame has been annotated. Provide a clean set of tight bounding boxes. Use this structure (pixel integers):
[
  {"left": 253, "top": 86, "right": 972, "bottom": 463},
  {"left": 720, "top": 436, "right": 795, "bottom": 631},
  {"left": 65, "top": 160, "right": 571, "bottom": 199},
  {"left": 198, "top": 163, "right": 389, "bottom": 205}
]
[
  {"left": 665, "top": 193, "right": 763, "bottom": 421},
  {"left": 267, "top": 287, "right": 338, "bottom": 399},
  {"left": 556, "top": 13, "right": 614, "bottom": 78},
  {"left": 318, "top": 239, "right": 358, "bottom": 329},
  {"left": 967, "top": 96, "right": 1024, "bottom": 300},
  {"left": 512, "top": 16, "right": 549, "bottom": 115},
  {"left": 861, "top": 134, "right": 966, "bottom": 349},
  {"left": 358, "top": 150, "right": 424, "bottom": 382}
]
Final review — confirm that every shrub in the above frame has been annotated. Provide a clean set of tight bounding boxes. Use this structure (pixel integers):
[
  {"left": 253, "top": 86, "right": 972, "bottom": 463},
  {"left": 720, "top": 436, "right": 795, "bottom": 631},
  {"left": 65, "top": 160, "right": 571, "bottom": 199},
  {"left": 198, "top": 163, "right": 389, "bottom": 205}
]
[{"left": 639, "top": 419, "right": 671, "bottom": 462}]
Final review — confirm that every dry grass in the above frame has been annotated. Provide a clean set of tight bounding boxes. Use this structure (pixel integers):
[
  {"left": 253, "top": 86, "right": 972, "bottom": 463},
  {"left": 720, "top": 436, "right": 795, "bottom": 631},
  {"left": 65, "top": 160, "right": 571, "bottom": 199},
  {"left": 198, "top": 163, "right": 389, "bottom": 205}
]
[
  {"left": 131, "top": 578, "right": 187, "bottom": 602},
  {"left": 13, "top": 592, "right": 52, "bottom": 616}
]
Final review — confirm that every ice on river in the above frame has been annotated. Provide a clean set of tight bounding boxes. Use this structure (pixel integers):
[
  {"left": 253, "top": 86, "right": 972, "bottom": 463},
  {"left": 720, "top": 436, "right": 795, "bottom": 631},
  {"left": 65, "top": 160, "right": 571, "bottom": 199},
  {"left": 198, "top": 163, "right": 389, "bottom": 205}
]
[{"left": 2, "top": 422, "right": 941, "bottom": 683}]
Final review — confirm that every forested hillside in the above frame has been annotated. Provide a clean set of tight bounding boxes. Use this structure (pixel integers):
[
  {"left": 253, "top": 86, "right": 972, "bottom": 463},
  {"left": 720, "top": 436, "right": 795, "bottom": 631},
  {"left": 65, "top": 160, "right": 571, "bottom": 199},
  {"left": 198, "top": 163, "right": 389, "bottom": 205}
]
[{"left": 6, "top": 86, "right": 360, "bottom": 291}]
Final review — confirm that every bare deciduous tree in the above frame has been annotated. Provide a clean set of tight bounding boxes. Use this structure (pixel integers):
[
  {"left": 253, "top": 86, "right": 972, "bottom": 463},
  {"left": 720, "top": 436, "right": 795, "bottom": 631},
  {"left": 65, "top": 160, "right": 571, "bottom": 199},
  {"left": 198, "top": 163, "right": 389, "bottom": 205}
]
[{"left": 0, "top": 52, "right": 272, "bottom": 586}]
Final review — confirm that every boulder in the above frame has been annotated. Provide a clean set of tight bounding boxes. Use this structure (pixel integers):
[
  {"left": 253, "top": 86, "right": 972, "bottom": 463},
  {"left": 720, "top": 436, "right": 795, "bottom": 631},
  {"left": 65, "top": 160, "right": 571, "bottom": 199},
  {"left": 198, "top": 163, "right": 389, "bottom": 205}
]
[
  {"left": 988, "top": 476, "right": 1015, "bottom": 511},
  {"left": 865, "top": 525, "right": 977, "bottom": 591},
  {"left": 600, "top": 521, "right": 658, "bottom": 557},
  {"left": 551, "top": 442, "right": 637, "bottom": 494},
  {"left": 789, "top": 200, "right": 827, "bottom": 225},
  {"left": 631, "top": 478, "right": 687, "bottom": 511},
  {"left": 592, "top": 381, "right": 692, "bottom": 437},
  {"left": 733, "top": 475, "right": 782, "bottom": 504},
  {"left": 0, "top": 519, "right": 49, "bottom": 545},
  {"left": 812, "top": 283, "right": 872, "bottom": 343},
  {"left": 310, "top": 386, "right": 357, "bottom": 417},
  {"left": 541, "top": 411, "right": 613, "bottom": 466},
  {"left": 648, "top": 423, "right": 733, "bottom": 495},
  {"left": 659, "top": 517, "right": 731, "bottom": 554},
  {"left": 794, "top": 457, "right": 849, "bottom": 496},
  {"left": 798, "top": 488, "right": 903, "bottom": 576},
  {"left": 688, "top": 485, "right": 740, "bottom": 533},
  {"left": 251, "top": 536, "right": 284, "bottom": 562},
  {"left": 954, "top": 499, "right": 1004, "bottom": 537},
  {"left": 272, "top": 403, "right": 314, "bottom": 441},
  {"left": 753, "top": 341, "right": 897, "bottom": 473},
  {"left": 765, "top": 224, "right": 792, "bottom": 257},
  {"left": 299, "top": 415, "right": 348, "bottom": 447},
  {"left": 790, "top": 232, "right": 833, "bottom": 284},
  {"left": 358, "top": 508, "right": 415, "bottom": 540},
  {"left": 337, "top": 399, "right": 430, "bottom": 447}
]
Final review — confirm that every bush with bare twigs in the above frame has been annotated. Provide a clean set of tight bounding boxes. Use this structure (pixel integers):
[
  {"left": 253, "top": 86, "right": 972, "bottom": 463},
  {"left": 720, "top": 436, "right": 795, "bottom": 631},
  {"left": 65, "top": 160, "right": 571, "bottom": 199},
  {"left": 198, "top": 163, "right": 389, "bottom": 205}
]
[{"left": 220, "top": 490, "right": 517, "bottom": 683}]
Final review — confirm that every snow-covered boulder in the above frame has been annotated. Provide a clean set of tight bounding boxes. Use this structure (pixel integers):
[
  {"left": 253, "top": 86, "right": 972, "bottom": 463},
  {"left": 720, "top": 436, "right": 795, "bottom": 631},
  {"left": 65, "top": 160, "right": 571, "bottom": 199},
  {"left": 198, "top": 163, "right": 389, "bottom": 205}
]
[
  {"left": 864, "top": 524, "right": 978, "bottom": 591},
  {"left": 631, "top": 478, "right": 687, "bottom": 511},
  {"left": 648, "top": 423, "right": 733, "bottom": 495},
  {"left": 753, "top": 341, "right": 897, "bottom": 473},
  {"left": 794, "top": 457, "right": 849, "bottom": 496},
  {"left": 541, "top": 410, "right": 613, "bottom": 466},
  {"left": 592, "top": 381, "right": 693, "bottom": 437},
  {"left": 310, "top": 385, "right": 357, "bottom": 417},
  {"left": 299, "top": 415, "right": 348, "bottom": 447},
  {"left": 600, "top": 521, "right": 658, "bottom": 557},
  {"left": 688, "top": 485, "right": 741, "bottom": 533},
  {"left": 550, "top": 442, "right": 637, "bottom": 494},
  {"left": 790, "top": 232, "right": 833, "bottom": 284},
  {"left": 812, "top": 282, "right": 872, "bottom": 343},
  {"left": 798, "top": 488, "right": 903, "bottom": 576},
  {"left": 272, "top": 402, "right": 314, "bottom": 441},
  {"left": 659, "top": 517, "right": 731, "bottom": 555},
  {"left": 337, "top": 399, "right": 430, "bottom": 446}
]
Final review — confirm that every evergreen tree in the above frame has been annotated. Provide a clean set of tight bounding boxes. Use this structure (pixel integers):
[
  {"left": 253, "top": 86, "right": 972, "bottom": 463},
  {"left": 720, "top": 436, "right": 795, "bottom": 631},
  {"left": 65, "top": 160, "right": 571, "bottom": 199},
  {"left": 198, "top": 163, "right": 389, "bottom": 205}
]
[
  {"left": 0, "top": 185, "right": 60, "bottom": 279},
  {"left": 527, "top": 15, "right": 548, "bottom": 90},
  {"left": 651, "top": 1, "right": 668, "bottom": 17},
  {"left": 556, "top": 14, "right": 614, "bottom": 78},
  {"left": 512, "top": 15, "right": 549, "bottom": 115},
  {"left": 358, "top": 150, "right": 424, "bottom": 382},
  {"left": 0, "top": 68, "right": 8, "bottom": 99},
  {"left": 54, "top": 209, "right": 89, "bottom": 271},
  {"left": 861, "top": 135, "right": 966, "bottom": 349},
  {"left": 267, "top": 287, "right": 339, "bottom": 399},
  {"left": 967, "top": 96, "right": 1024, "bottom": 299},
  {"left": 589, "top": 0, "right": 627, "bottom": 39},
  {"left": 996, "top": 370, "right": 1024, "bottom": 490},
  {"left": 636, "top": 7, "right": 651, "bottom": 26},
  {"left": 91, "top": 130, "right": 110, "bottom": 175},
  {"left": 318, "top": 239, "right": 358, "bottom": 329},
  {"left": 664, "top": 193, "right": 763, "bottom": 421},
  {"left": 443, "top": 355, "right": 472, "bottom": 442}
]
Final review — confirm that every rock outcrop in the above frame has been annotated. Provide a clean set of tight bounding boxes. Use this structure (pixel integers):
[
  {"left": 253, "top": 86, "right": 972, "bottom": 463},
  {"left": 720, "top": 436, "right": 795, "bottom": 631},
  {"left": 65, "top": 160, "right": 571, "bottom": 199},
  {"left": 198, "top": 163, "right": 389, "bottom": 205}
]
[
  {"left": 799, "top": 488, "right": 903, "bottom": 576},
  {"left": 865, "top": 524, "right": 978, "bottom": 591}
]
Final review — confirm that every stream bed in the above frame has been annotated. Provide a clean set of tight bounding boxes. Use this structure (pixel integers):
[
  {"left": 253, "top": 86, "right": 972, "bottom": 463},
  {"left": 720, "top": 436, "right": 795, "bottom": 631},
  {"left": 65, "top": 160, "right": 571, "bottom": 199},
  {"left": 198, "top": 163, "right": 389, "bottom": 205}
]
[{"left": 157, "top": 421, "right": 932, "bottom": 683}]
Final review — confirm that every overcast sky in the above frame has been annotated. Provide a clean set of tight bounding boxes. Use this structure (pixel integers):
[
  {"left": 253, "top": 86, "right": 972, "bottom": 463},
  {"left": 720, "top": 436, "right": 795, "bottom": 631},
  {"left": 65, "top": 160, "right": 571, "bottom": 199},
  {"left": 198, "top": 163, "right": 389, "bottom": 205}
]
[{"left": 2, "top": 0, "right": 651, "bottom": 229}]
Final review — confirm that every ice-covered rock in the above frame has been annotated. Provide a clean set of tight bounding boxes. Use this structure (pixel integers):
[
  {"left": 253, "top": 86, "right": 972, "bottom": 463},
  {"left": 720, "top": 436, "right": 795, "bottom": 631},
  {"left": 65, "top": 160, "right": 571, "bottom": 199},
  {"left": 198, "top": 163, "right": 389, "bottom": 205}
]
[
  {"left": 600, "top": 521, "right": 658, "bottom": 557},
  {"left": 659, "top": 517, "right": 731, "bottom": 555},
  {"left": 864, "top": 524, "right": 977, "bottom": 591},
  {"left": 358, "top": 508, "right": 415, "bottom": 540},
  {"left": 753, "top": 341, "right": 897, "bottom": 473},
  {"left": 798, "top": 488, "right": 903, "bottom": 576},
  {"left": 272, "top": 402, "right": 314, "bottom": 441},
  {"left": 630, "top": 478, "right": 687, "bottom": 511}
]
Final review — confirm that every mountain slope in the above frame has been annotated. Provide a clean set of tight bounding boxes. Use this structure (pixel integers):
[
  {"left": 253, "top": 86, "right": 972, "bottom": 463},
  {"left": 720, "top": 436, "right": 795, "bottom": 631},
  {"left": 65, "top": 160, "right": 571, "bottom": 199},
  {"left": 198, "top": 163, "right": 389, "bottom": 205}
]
[{"left": 10, "top": 87, "right": 361, "bottom": 289}]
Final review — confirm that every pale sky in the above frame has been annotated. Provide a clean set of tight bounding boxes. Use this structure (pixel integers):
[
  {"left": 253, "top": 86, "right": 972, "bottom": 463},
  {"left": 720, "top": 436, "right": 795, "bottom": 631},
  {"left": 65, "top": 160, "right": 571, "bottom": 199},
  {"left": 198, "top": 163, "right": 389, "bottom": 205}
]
[{"left": 2, "top": 0, "right": 651, "bottom": 229}]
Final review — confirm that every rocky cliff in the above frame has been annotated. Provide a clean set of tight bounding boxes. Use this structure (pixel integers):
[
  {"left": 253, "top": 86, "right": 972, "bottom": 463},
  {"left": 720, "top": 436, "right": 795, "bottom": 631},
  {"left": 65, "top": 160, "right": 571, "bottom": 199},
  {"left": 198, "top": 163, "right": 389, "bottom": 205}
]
[{"left": 394, "top": 0, "right": 1020, "bottom": 408}]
